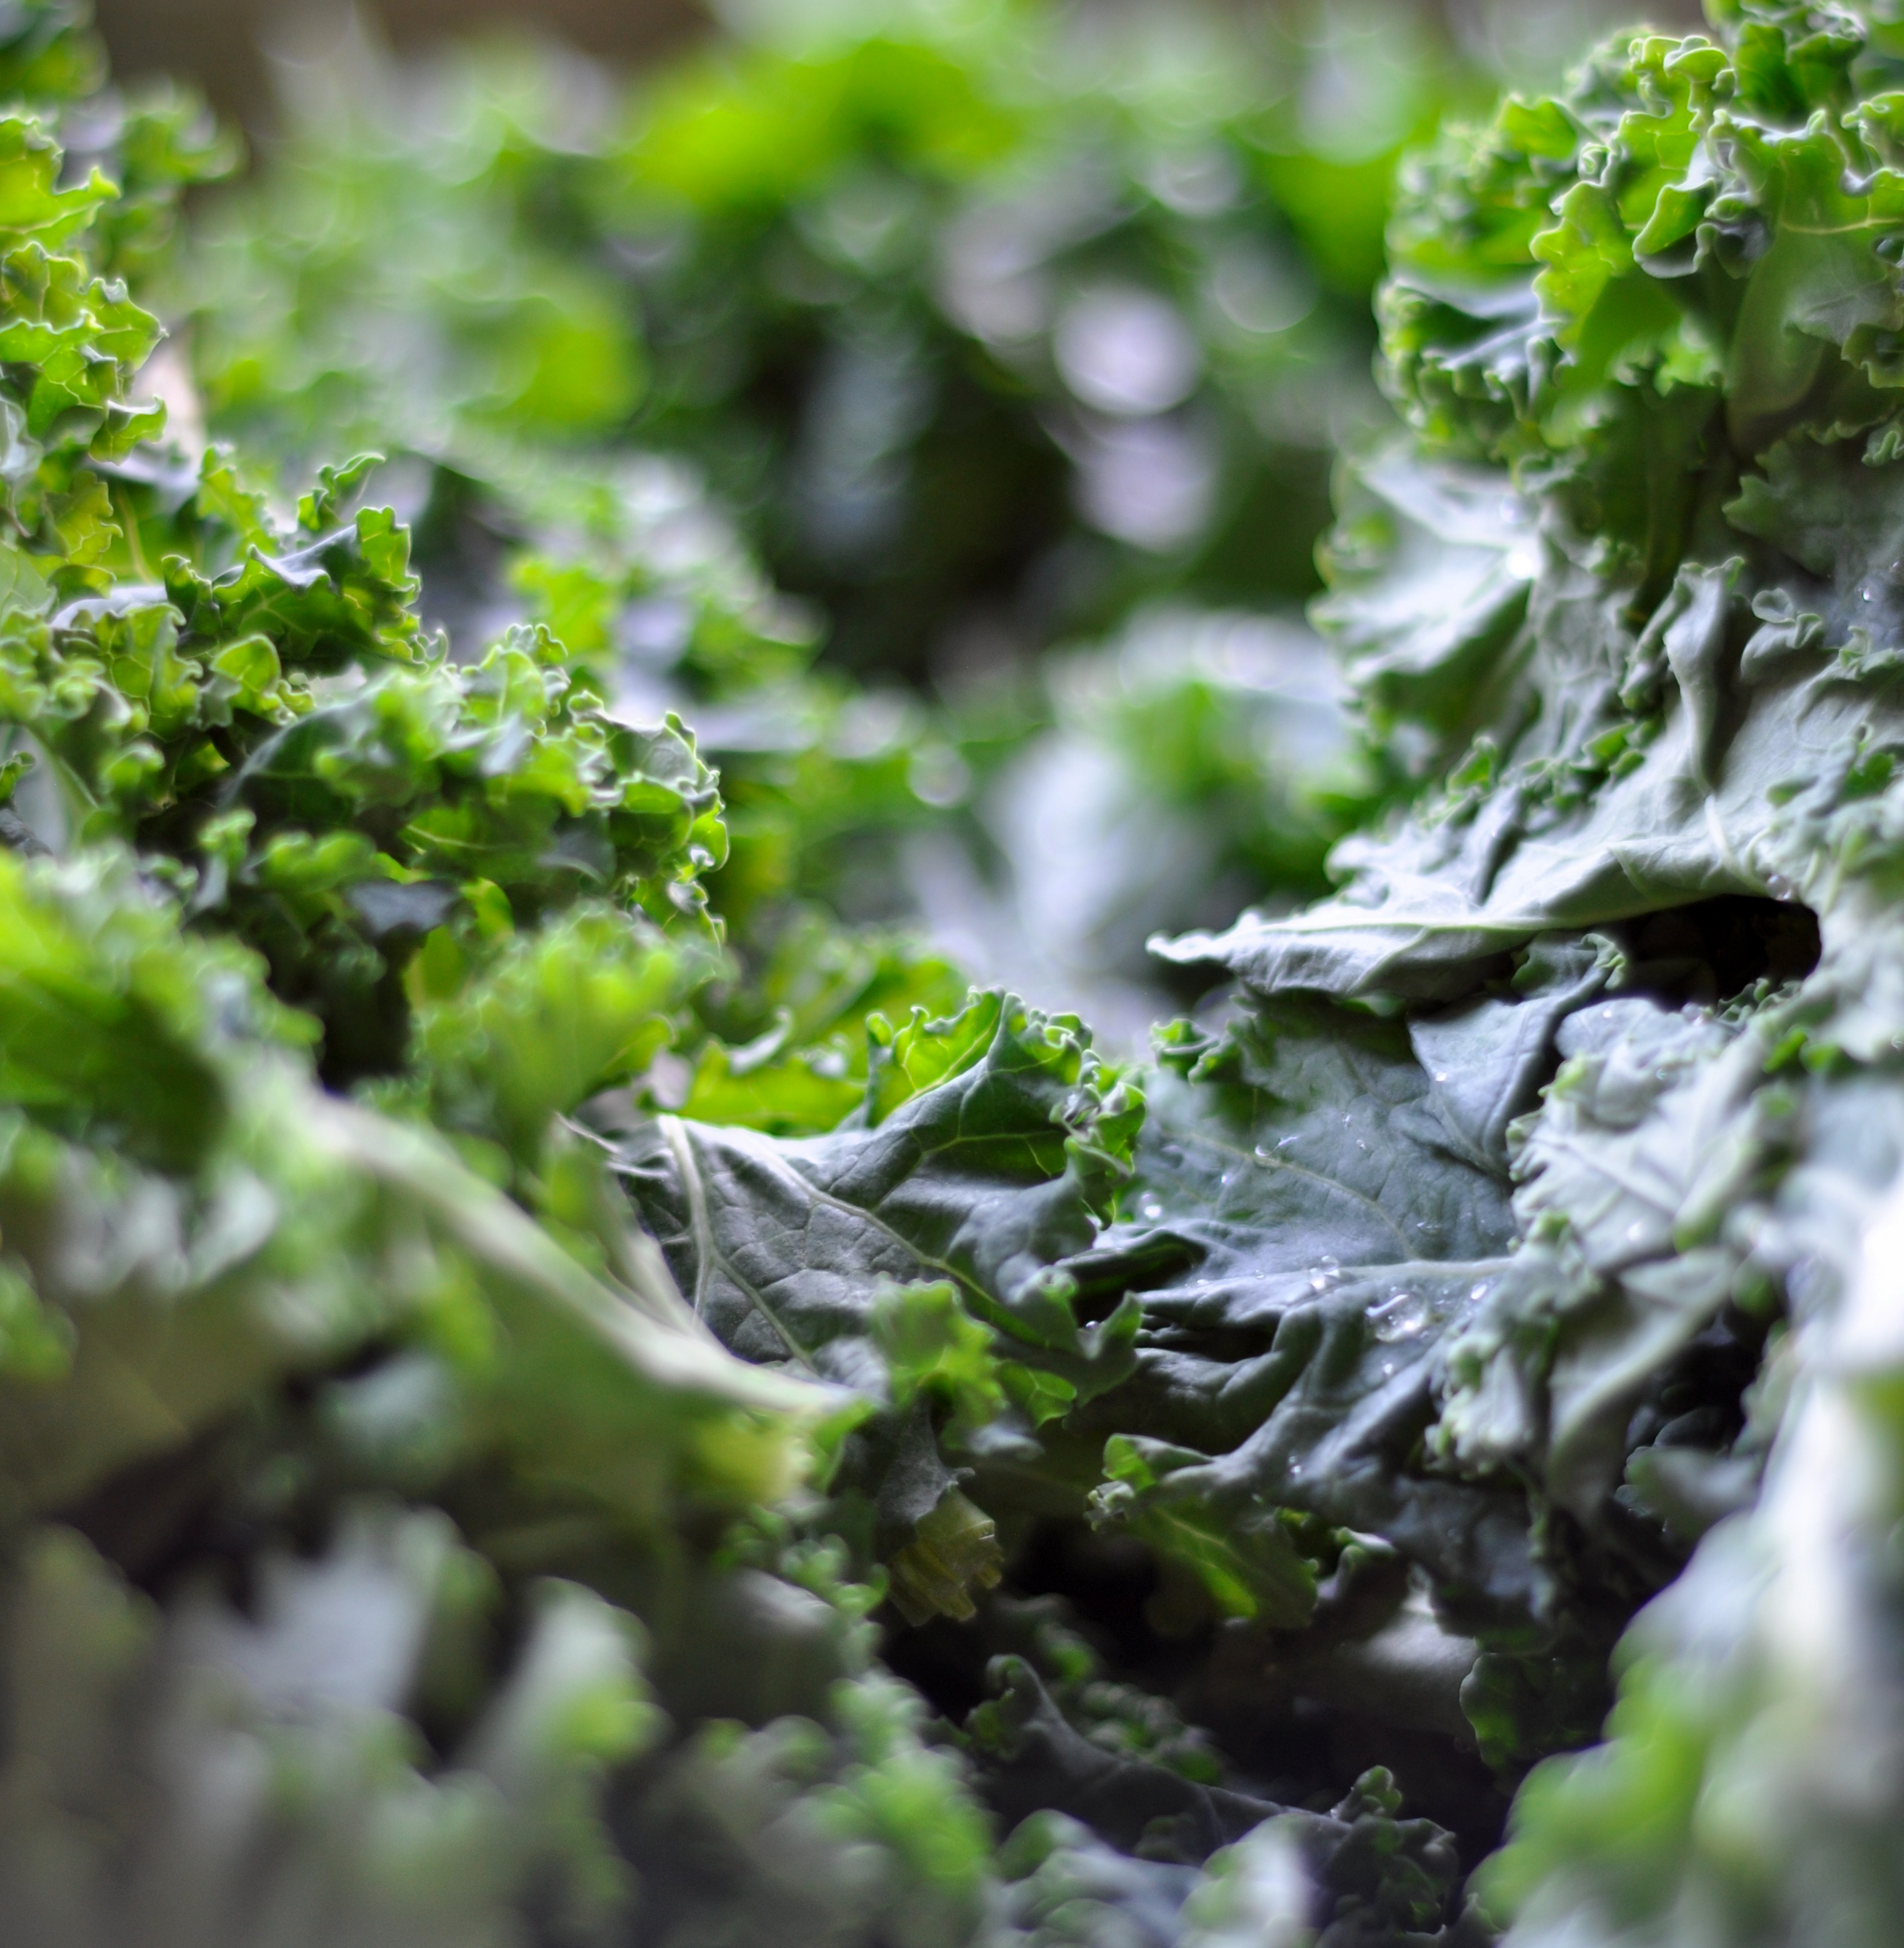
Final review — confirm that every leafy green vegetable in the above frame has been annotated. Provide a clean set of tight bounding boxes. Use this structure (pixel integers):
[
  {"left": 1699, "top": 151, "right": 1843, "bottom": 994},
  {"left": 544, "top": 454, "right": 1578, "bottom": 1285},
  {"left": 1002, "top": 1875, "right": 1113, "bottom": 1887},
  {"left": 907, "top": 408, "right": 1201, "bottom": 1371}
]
[
  {"left": 27, "top": 0, "right": 1904, "bottom": 1941},
  {"left": 0, "top": 1514, "right": 665, "bottom": 1946},
  {"left": 1138, "top": 4, "right": 1904, "bottom": 1941},
  {"left": 0, "top": 9, "right": 1490, "bottom": 1939}
]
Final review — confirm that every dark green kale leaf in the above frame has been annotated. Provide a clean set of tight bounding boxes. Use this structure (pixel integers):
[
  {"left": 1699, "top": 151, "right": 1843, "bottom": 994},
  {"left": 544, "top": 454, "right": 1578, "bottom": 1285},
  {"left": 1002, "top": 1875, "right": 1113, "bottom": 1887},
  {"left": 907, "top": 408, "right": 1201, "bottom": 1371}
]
[
  {"left": 1143, "top": 6, "right": 1904, "bottom": 1941},
  {"left": 605, "top": 991, "right": 1143, "bottom": 1390},
  {"left": 1070, "top": 992, "right": 1536, "bottom": 1624},
  {"left": 1480, "top": 1164, "right": 1904, "bottom": 1948},
  {"left": 597, "top": 991, "right": 1146, "bottom": 1621}
]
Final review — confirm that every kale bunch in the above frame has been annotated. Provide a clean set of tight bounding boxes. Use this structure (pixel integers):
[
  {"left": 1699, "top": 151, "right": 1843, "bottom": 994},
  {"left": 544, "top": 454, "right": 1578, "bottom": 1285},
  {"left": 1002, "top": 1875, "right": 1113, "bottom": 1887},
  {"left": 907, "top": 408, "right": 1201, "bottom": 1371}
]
[
  {"left": 9, "top": 1, "right": 1904, "bottom": 1945},
  {"left": 0, "top": 4, "right": 1479, "bottom": 1943},
  {"left": 566, "top": 0, "right": 1904, "bottom": 1937}
]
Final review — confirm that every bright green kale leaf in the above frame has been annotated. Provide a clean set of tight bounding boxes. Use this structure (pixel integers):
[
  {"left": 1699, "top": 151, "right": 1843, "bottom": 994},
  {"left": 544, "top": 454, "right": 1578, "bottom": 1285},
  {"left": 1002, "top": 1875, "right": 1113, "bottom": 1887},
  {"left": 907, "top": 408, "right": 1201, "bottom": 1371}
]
[
  {"left": 0, "top": 846, "right": 826, "bottom": 1530},
  {"left": 5, "top": 441, "right": 726, "bottom": 1082}
]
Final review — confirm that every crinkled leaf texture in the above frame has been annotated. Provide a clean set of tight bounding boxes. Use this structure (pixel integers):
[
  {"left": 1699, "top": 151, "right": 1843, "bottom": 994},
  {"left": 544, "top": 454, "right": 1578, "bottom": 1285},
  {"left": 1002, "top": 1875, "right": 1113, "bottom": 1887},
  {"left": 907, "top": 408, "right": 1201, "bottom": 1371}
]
[
  {"left": 1073, "top": 993, "right": 1536, "bottom": 1625},
  {"left": 0, "top": 19, "right": 1506, "bottom": 1948},
  {"left": 32, "top": 3, "right": 1904, "bottom": 1945},
  {"left": 1484, "top": 1165, "right": 1904, "bottom": 1948},
  {"left": 1133, "top": 1, "right": 1904, "bottom": 1934},
  {"left": 598, "top": 991, "right": 1143, "bottom": 1621},
  {"left": 606, "top": 992, "right": 1141, "bottom": 1394}
]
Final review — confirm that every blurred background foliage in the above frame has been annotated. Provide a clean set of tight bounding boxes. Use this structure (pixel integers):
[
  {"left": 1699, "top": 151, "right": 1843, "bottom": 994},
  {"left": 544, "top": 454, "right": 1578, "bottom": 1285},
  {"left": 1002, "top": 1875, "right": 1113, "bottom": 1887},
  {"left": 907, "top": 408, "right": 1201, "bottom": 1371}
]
[{"left": 98, "top": 0, "right": 1692, "bottom": 1044}]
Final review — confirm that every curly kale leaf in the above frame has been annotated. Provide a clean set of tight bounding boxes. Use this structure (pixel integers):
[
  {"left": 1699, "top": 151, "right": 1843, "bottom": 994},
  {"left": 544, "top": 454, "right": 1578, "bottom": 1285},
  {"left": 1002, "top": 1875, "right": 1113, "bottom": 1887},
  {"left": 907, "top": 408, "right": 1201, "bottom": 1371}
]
[
  {"left": 1130, "top": 4, "right": 1904, "bottom": 1934},
  {"left": 1070, "top": 987, "right": 1546, "bottom": 1628},
  {"left": 0, "top": 845, "right": 826, "bottom": 1533},
  {"left": 604, "top": 991, "right": 1143, "bottom": 1397}
]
